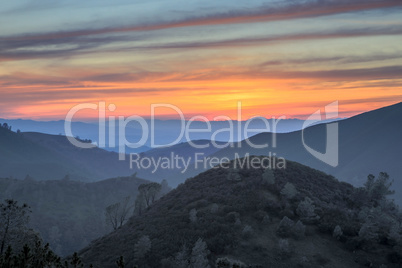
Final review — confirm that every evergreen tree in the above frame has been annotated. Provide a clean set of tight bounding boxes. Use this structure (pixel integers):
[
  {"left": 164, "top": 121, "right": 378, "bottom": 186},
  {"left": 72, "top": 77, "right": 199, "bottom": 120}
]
[
  {"left": 296, "top": 197, "right": 318, "bottom": 222},
  {"left": 364, "top": 172, "right": 394, "bottom": 202},
  {"left": 116, "top": 256, "right": 125, "bottom": 268},
  {"left": 0, "top": 199, "right": 31, "bottom": 254},
  {"left": 262, "top": 168, "right": 275, "bottom": 185},
  {"left": 277, "top": 216, "right": 294, "bottom": 237},
  {"left": 70, "top": 252, "right": 83, "bottom": 268},
  {"left": 134, "top": 235, "right": 151, "bottom": 262},
  {"left": 189, "top": 209, "right": 198, "bottom": 223},
  {"left": 281, "top": 183, "right": 297, "bottom": 199},
  {"left": 190, "top": 238, "right": 210, "bottom": 268},
  {"left": 174, "top": 245, "right": 189, "bottom": 268},
  {"left": 333, "top": 225, "right": 343, "bottom": 240}
]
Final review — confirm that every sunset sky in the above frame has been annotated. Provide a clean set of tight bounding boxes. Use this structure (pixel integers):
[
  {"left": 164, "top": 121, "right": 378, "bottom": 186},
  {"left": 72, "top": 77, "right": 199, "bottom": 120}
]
[{"left": 1, "top": 0, "right": 402, "bottom": 120}]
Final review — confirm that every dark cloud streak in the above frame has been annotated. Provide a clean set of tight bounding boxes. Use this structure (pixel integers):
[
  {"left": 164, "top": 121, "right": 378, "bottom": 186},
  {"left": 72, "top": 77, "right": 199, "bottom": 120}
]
[
  {"left": 3, "top": 65, "right": 402, "bottom": 88},
  {"left": 1, "top": 0, "right": 401, "bottom": 42},
  {"left": 2, "top": 26, "right": 402, "bottom": 62},
  {"left": 121, "top": 27, "right": 402, "bottom": 50},
  {"left": 260, "top": 54, "right": 402, "bottom": 67}
]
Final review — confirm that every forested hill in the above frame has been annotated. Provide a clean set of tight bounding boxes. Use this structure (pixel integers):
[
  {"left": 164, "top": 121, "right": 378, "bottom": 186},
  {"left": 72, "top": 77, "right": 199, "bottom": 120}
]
[{"left": 79, "top": 156, "right": 402, "bottom": 267}]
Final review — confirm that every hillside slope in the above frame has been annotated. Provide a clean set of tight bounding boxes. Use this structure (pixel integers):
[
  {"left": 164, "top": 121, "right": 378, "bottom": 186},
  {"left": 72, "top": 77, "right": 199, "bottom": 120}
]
[
  {"left": 171, "top": 102, "right": 402, "bottom": 203},
  {"left": 0, "top": 126, "right": 225, "bottom": 182},
  {"left": 0, "top": 127, "right": 133, "bottom": 181},
  {"left": 79, "top": 157, "right": 402, "bottom": 267},
  {"left": 0, "top": 175, "right": 149, "bottom": 256}
]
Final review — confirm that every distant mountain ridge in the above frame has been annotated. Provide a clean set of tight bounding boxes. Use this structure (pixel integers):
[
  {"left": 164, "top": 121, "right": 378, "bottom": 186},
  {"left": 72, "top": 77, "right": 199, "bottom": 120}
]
[
  {"left": 212, "top": 102, "right": 402, "bottom": 200},
  {"left": 0, "top": 126, "right": 225, "bottom": 181},
  {"left": 0, "top": 103, "right": 400, "bottom": 198},
  {"left": 163, "top": 102, "right": 402, "bottom": 203},
  {"left": 0, "top": 127, "right": 133, "bottom": 181},
  {"left": 0, "top": 117, "right": 342, "bottom": 153}
]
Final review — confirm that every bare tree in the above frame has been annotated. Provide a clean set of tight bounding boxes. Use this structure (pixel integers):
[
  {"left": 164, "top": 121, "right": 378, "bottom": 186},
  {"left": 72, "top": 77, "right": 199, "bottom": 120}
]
[
  {"left": 118, "top": 196, "right": 131, "bottom": 228},
  {"left": 134, "top": 192, "right": 146, "bottom": 216},
  {"left": 105, "top": 203, "right": 120, "bottom": 230},
  {"left": 138, "top": 183, "right": 162, "bottom": 207},
  {"left": 105, "top": 196, "right": 132, "bottom": 230}
]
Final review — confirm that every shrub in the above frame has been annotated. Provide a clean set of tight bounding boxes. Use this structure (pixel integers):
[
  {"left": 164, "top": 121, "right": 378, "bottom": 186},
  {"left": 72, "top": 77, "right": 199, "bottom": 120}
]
[
  {"left": 281, "top": 183, "right": 297, "bottom": 199},
  {"left": 210, "top": 204, "right": 219, "bottom": 214},
  {"left": 359, "top": 222, "right": 379, "bottom": 242},
  {"left": 134, "top": 235, "right": 151, "bottom": 261},
  {"left": 296, "top": 197, "right": 319, "bottom": 223},
  {"left": 262, "top": 169, "right": 275, "bottom": 185},
  {"left": 278, "top": 239, "right": 292, "bottom": 256},
  {"left": 357, "top": 207, "right": 370, "bottom": 222},
  {"left": 174, "top": 245, "right": 189, "bottom": 268},
  {"left": 292, "top": 220, "right": 305, "bottom": 239},
  {"left": 189, "top": 209, "right": 198, "bottom": 223},
  {"left": 333, "top": 225, "right": 343, "bottom": 240},
  {"left": 242, "top": 225, "right": 253, "bottom": 239},
  {"left": 277, "top": 216, "right": 294, "bottom": 237},
  {"left": 191, "top": 238, "right": 210, "bottom": 268}
]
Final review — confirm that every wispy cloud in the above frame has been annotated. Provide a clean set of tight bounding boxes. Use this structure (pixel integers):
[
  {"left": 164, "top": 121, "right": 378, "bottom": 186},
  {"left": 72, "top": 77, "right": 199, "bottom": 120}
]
[
  {"left": 340, "top": 95, "right": 402, "bottom": 105},
  {"left": 1, "top": 0, "right": 401, "bottom": 63},
  {"left": 118, "top": 27, "right": 402, "bottom": 50},
  {"left": 2, "top": 0, "right": 401, "bottom": 41},
  {"left": 278, "top": 65, "right": 402, "bottom": 81},
  {"left": 260, "top": 54, "right": 402, "bottom": 67},
  {"left": 3, "top": 64, "right": 402, "bottom": 90},
  {"left": 2, "top": 26, "right": 402, "bottom": 62}
]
